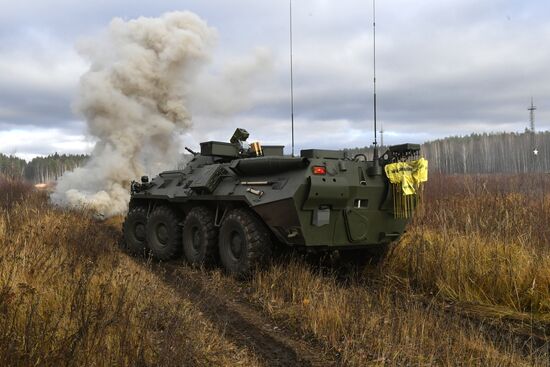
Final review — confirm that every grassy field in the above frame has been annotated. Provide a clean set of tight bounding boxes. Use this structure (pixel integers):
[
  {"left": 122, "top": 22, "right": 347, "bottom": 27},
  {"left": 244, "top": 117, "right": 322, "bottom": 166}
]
[
  {"left": 0, "top": 178, "right": 260, "bottom": 366},
  {"left": 390, "top": 174, "right": 550, "bottom": 314},
  {"left": 0, "top": 174, "right": 549, "bottom": 366}
]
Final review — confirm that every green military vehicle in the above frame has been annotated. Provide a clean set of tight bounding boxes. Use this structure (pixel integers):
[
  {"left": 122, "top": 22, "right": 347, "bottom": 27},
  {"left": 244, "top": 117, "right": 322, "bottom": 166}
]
[{"left": 123, "top": 128, "right": 425, "bottom": 276}]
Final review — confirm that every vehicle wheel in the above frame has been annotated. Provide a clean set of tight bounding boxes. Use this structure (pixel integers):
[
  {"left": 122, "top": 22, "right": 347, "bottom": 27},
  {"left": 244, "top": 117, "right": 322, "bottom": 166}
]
[
  {"left": 123, "top": 206, "right": 149, "bottom": 255},
  {"left": 219, "top": 208, "right": 272, "bottom": 277},
  {"left": 182, "top": 207, "right": 218, "bottom": 266},
  {"left": 146, "top": 206, "right": 182, "bottom": 260}
]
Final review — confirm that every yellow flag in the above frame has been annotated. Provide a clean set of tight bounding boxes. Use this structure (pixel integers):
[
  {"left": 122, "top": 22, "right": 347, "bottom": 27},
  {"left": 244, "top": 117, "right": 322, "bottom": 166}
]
[{"left": 384, "top": 159, "right": 428, "bottom": 196}]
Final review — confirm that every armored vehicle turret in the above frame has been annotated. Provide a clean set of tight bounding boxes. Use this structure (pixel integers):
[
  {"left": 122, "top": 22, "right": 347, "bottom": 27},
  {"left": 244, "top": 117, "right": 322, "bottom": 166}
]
[{"left": 123, "top": 128, "right": 427, "bottom": 276}]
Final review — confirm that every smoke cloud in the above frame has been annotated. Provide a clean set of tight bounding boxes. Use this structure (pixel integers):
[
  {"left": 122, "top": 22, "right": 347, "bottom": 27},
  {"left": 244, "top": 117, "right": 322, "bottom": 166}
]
[
  {"left": 51, "top": 11, "right": 217, "bottom": 216},
  {"left": 190, "top": 47, "right": 274, "bottom": 116}
]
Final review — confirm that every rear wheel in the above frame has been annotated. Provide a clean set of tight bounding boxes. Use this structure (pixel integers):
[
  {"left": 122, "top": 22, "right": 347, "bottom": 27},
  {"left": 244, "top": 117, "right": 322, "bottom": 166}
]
[
  {"left": 182, "top": 207, "right": 218, "bottom": 266},
  {"left": 146, "top": 206, "right": 182, "bottom": 260},
  {"left": 219, "top": 208, "right": 272, "bottom": 278},
  {"left": 123, "top": 206, "right": 148, "bottom": 255}
]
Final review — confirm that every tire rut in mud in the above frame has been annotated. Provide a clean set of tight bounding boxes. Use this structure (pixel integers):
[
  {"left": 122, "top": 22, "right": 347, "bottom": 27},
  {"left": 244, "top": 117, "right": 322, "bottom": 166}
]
[{"left": 156, "top": 263, "right": 339, "bottom": 367}]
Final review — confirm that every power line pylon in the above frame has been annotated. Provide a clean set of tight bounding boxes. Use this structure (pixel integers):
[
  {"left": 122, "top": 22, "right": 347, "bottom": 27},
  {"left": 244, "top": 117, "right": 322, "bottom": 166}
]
[
  {"left": 528, "top": 98, "right": 539, "bottom": 161},
  {"left": 528, "top": 97, "right": 536, "bottom": 133}
]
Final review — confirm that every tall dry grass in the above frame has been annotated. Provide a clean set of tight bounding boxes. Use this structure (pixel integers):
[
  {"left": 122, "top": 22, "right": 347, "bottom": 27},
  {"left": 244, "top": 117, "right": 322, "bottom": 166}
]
[
  {"left": 387, "top": 174, "right": 550, "bottom": 314},
  {"left": 0, "top": 177, "right": 259, "bottom": 366},
  {"left": 249, "top": 261, "right": 548, "bottom": 366}
]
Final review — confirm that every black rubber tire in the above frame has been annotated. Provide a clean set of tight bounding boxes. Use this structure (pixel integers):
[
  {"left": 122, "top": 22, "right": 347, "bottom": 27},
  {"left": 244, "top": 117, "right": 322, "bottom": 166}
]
[
  {"left": 219, "top": 208, "right": 272, "bottom": 277},
  {"left": 122, "top": 206, "right": 149, "bottom": 255},
  {"left": 146, "top": 206, "right": 182, "bottom": 261},
  {"left": 182, "top": 207, "right": 218, "bottom": 266}
]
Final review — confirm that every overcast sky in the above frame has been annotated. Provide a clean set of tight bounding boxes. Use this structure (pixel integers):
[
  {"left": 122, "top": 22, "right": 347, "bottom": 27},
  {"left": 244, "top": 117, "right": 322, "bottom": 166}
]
[{"left": 1, "top": 0, "right": 549, "bottom": 160}]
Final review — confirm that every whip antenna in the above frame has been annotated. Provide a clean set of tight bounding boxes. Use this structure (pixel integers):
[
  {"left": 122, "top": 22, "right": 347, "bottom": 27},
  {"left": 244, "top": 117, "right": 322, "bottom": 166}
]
[
  {"left": 290, "top": 0, "right": 295, "bottom": 156},
  {"left": 372, "top": 0, "right": 379, "bottom": 161}
]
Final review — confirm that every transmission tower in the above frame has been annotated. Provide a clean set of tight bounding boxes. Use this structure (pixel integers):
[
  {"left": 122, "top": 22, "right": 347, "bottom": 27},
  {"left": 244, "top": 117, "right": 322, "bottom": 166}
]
[
  {"left": 379, "top": 123, "right": 384, "bottom": 147},
  {"left": 528, "top": 98, "right": 538, "bottom": 157},
  {"left": 528, "top": 97, "right": 536, "bottom": 132}
]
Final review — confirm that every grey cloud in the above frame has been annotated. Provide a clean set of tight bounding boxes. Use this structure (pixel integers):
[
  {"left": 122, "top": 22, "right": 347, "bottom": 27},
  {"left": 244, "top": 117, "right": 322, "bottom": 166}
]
[
  {"left": 0, "top": 90, "right": 74, "bottom": 128},
  {"left": 2, "top": 0, "right": 550, "bottom": 158}
]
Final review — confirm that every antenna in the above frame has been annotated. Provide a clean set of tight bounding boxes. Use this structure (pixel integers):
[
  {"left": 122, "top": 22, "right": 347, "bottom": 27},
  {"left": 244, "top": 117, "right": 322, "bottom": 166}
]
[
  {"left": 372, "top": 0, "right": 379, "bottom": 161},
  {"left": 289, "top": 0, "right": 295, "bottom": 157}
]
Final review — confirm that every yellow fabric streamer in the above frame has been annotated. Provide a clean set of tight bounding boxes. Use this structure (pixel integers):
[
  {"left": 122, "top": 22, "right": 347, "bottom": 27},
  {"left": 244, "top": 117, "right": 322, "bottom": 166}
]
[
  {"left": 384, "top": 158, "right": 428, "bottom": 196},
  {"left": 410, "top": 158, "right": 428, "bottom": 185}
]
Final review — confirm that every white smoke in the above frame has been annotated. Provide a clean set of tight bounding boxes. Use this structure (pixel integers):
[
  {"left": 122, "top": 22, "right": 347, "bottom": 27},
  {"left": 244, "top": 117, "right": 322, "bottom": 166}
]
[
  {"left": 190, "top": 47, "right": 274, "bottom": 116},
  {"left": 51, "top": 11, "right": 217, "bottom": 216}
]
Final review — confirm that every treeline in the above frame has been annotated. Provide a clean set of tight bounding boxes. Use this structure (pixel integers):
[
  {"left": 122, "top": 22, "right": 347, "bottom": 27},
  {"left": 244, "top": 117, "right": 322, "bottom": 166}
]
[
  {"left": 422, "top": 131, "right": 547, "bottom": 174},
  {"left": 0, "top": 153, "right": 89, "bottom": 183},
  {"left": 0, "top": 152, "right": 191, "bottom": 183},
  {"left": 2, "top": 130, "right": 548, "bottom": 181},
  {"left": 347, "top": 130, "right": 548, "bottom": 174},
  {"left": 0, "top": 154, "right": 27, "bottom": 179}
]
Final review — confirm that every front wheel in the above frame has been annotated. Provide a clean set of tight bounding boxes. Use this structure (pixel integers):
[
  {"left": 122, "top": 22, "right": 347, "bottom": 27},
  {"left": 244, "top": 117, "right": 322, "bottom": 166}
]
[
  {"left": 219, "top": 208, "right": 272, "bottom": 278},
  {"left": 146, "top": 206, "right": 182, "bottom": 260}
]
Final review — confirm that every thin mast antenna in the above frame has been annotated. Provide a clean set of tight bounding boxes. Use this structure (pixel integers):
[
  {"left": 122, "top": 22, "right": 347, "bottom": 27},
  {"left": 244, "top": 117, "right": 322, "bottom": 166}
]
[
  {"left": 372, "top": 0, "right": 379, "bottom": 161},
  {"left": 289, "top": 0, "right": 295, "bottom": 157}
]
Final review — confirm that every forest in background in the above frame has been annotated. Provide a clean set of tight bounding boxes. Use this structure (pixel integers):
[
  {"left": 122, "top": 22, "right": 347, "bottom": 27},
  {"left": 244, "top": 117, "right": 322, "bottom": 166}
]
[
  {"left": 0, "top": 153, "right": 88, "bottom": 183},
  {"left": 349, "top": 130, "right": 548, "bottom": 174},
  {"left": 1, "top": 130, "right": 548, "bottom": 182},
  {"left": 421, "top": 130, "right": 547, "bottom": 174}
]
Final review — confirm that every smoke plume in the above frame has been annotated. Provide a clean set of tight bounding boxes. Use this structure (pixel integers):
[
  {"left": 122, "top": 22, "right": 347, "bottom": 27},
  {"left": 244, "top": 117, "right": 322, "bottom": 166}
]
[
  {"left": 190, "top": 47, "right": 273, "bottom": 116},
  {"left": 52, "top": 11, "right": 216, "bottom": 216}
]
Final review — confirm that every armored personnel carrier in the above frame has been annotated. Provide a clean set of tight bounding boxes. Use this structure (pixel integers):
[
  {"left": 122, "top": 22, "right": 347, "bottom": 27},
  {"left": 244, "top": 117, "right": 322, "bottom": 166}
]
[{"left": 123, "top": 128, "right": 426, "bottom": 276}]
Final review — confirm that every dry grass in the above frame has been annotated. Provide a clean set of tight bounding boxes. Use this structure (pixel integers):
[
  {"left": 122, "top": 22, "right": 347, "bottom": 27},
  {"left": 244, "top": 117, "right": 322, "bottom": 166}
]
[
  {"left": 249, "top": 261, "right": 548, "bottom": 366},
  {"left": 388, "top": 174, "right": 550, "bottom": 314},
  {"left": 0, "top": 177, "right": 259, "bottom": 366}
]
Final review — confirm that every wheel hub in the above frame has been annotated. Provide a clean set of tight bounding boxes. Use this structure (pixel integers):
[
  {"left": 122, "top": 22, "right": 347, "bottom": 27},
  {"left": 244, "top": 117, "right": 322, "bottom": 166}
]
[
  {"left": 229, "top": 230, "right": 243, "bottom": 259},
  {"left": 156, "top": 223, "right": 169, "bottom": 245},
  {"left": 134, "top": 223, "right": 145, "bottom": 241},
  {"left": 191, "top": 227, "right": 201, "bottom": 250}
]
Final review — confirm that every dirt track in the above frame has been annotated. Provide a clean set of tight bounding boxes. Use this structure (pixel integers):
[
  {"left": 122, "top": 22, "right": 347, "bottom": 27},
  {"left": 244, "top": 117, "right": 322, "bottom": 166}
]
[{"left": 154, "top": 262, "right": 339, "bottom": 367}]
